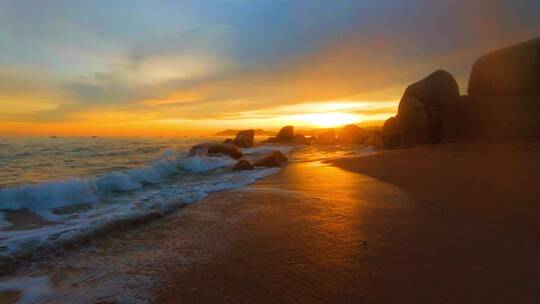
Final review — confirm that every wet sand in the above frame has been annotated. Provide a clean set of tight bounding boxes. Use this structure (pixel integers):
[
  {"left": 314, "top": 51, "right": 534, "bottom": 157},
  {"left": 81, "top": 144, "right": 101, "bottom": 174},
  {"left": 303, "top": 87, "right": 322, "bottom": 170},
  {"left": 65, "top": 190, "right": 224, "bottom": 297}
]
[
  {"left": 153, "top": 144, "right": 540, "bottom": 303},
  {"left": 2, "top": 143, "right": 540, "bottom": 303}
]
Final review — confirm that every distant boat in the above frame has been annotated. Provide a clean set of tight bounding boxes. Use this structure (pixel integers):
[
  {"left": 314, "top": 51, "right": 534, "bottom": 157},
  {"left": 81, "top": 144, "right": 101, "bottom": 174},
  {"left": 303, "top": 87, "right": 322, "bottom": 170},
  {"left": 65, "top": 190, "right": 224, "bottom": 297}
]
[
  {"left": 51, "top": 136, "right": 58, "bottom": 139},
  {"left": 91, "top": 136, "right": 98, "bottom": 138}
]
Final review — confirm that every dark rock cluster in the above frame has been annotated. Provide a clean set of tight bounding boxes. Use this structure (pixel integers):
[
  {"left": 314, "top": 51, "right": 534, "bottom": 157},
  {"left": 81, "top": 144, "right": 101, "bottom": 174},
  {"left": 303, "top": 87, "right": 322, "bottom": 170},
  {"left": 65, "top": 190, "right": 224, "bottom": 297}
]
[{"left": 380, "top": 37, "right": 540, "bottom": 148}]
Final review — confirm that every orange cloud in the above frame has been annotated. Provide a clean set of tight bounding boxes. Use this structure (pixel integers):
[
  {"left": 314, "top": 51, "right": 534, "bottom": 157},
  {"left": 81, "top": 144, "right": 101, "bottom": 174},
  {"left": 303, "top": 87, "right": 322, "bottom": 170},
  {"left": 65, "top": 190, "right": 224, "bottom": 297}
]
[{"left": 141, "top": 91, "right": 202, "bottom": 106}]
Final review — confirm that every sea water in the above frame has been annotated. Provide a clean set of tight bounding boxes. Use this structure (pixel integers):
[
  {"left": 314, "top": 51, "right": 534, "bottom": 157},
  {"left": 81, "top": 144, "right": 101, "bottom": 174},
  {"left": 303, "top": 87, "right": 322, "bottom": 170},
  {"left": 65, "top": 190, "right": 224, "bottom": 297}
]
[{"left": 0, "top": 136, "right": 372, "bottom": 259}]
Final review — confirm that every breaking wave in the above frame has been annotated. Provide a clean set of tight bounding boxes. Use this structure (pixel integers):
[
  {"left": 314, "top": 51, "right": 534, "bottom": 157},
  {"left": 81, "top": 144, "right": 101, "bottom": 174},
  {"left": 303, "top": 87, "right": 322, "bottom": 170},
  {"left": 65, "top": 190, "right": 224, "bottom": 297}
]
[{"left": 0, "top": 148, "right": 278, "bottom": 257}]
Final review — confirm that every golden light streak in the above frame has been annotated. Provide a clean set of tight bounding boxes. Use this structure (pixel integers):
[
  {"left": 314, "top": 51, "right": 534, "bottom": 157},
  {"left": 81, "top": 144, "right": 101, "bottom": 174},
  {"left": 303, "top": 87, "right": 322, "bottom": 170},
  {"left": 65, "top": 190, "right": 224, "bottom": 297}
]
[{"left": 288, "top": 112, "right": 359, "bottom": 128}]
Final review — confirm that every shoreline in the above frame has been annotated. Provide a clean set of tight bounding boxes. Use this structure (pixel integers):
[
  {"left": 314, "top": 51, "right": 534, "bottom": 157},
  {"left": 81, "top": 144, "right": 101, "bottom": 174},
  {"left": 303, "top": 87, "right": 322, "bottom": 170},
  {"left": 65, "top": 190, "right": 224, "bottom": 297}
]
[
  {"left": 1, "top": 142, "right": 540, "bottom": 303},
  {"left": 153, "top": 143, "right": 540, "bottom": 303}
]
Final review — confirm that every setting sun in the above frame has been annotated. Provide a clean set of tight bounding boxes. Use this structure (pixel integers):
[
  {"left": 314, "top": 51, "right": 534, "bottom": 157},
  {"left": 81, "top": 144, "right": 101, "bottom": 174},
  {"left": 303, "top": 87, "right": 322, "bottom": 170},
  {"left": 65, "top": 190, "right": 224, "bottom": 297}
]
[{"left": 291, "top": 112, "right": 360, "bottom": 128}]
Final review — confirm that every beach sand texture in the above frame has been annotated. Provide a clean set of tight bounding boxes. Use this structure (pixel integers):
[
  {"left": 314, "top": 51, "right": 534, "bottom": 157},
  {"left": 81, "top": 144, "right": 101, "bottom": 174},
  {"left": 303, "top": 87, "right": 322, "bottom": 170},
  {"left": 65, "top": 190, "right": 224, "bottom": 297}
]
[{"left": 2, "top": 143, "right": 538, "bottom": 303}]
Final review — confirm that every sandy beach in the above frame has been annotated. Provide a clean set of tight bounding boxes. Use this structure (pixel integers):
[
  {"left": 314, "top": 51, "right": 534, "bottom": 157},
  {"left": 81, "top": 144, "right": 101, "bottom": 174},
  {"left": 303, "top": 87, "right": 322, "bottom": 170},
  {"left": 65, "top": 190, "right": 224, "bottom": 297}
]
[
  {"left": 2, "top": 143, "right": 538, "bottom": 303},
  {"left": 154, "top": 143, "right": 540, "bottom": 303}
]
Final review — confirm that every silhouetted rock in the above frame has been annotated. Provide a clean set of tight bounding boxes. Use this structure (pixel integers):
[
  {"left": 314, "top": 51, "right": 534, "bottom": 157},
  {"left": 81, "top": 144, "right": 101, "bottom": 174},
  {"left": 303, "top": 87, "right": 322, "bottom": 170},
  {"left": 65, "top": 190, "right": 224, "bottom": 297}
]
[
  {"left": 275, "top": 126, "right": 294, "bottom": 142},
  {"left": 232, "top": 160, "right": 255, "bottom": 171},
  {"left": 398, "top": 96, "right": 431, "bottom": 146},
  {"left": 207, "top": 144, "right": 243, "bottom": 159},
  {"left": 337, "top": 124, "right": 372, "bottom": 144},
  {"left": 443, "top": 38, "right": 540, "bottom": 142},
  {"left": 381, "top": 70, "right": 459, "bottom": 148},
  {"left": 264, "top": 136, "right": 276, "bottom": 143},
  {"left": 189, "top": 143, "right": 212, "bottom": 156},
  {"left": 364, "top": 134, "right": 383, "bottom": 148},
  {"left": 189, "top": 143, "right": 243, "bottom": 159},
  {"left": 444, "top": 95, "right": 540, "bottom": 142},
  {"left": 382, "top": 116, "right": 401, "bottom": 148},
  {"left": 293, "top": 134, "right": 310, "bottom": 145},
  {"left": 468, "top": 37, "right": 540, "bottom": 96},
  {"left": 379, "top": 38, "right": 540, "bottom": 145},
  {"left": 253, "top": 150, "right": 288, "bottom": 167},
  {"left": 316, "top": 129, "right": 337, "bottom": 145},
  {"left": 398, "top": 70, "right": 459, "bottom": 145},
  {"left": 223, "top": 138, "right": 233, "bottom": 144},
  {"left": 232, "top": 129, "right": 255, "bottom": 148}
]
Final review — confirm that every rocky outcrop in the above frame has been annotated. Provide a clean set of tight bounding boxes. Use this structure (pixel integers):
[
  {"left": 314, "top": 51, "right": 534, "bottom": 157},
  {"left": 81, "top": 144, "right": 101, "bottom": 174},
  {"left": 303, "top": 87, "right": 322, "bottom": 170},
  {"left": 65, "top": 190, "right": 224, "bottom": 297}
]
[
  {"left": 444, "top": 95, "right": 540, "bottom": 142},
  {"left": 398, "top": 96, "right": 431, "bottom": 146},
  {"left": 337, "top": 124, "right": 372, "bottom": 144},
  {"left": 382, "top": 70, "right": 460, "bottom": 147},
  {"left": 232, "top": 160, "right": 255, "bottom": 171},
  {"left": 399, "top": 70, "right": 460, "bottom": 145},
  {"left": 189, "top": 143, "right": 243, "bottom": 159},
  {"left": 316, "top": 129, "right": 337, "bottom": 145},
  {"left": 468, "top": 37, "right": 540, "bottom": 96},
  {"left": 293, "top": 134, "right": 311, "bottom": 145},
  {"left": 382, "top": 116, "right": 401, "bottom": 148},
  {"left": 275, "top": 126, "right": 294, "bottom": 142},
  {"left": 253, "top": 150, "right": 288, "bottom": 167},
  {"left": 207, "top": 144, "right": 243, "bottom": 159},
  {"left": 379, "top": 38, "right": 540, "bottom": 146},
  {"left": 364, "top": 134, "right": 383, "bottom": 148},
  {"left": 443, "top": 38, "right": 540, "bottom": 143},
  {"left": 232, "top": 129, "right": 255, "bottom": 148},
  {"left": 189, "top": 143, "right": 213, "bottom": 156}
]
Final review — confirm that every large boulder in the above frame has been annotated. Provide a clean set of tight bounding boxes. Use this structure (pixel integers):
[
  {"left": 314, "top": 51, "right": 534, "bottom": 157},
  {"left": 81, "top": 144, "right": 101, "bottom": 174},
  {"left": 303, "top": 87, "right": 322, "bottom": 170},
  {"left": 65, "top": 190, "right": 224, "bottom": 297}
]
[
  {"left": 443, "top": 38, "right": 540, "bottom": 143},
  {"left": 189, "top": 143, "right": 212, "bottom": 156},
  {"left": 381, "top": 70, "right": 459, "bottom": 148},
  {"left": 232, "top": 129, "right": 255, "bottom": 148},
  {"left": 253, "top": 150, "right": 288, "bottom": 167},
  {"left": 315, "top": 129, "right": 337, "bottom": 145},
  {"left": 444, "top": 95, "right": 540, "bottom": 142},
  {"left": 337, "top": 124, "right": 372, "bottom": 144},
  {"left": 398, "top": 96, "right": 431, "bottom": 146},
  {"left": 382, "top": 116, "right": 401, "bottom": 148},
  {"left": 232, "top": 160, "right": 255, "bottom": 171},
  {"left": 275, "top": 126, "right": 294, "bottom": 142},
  {"left": 264, "top": 137, "right": 276, "bottom": 143},
  {"left": 189, "top": 143, "right": 243, "bottom": 159},
  {"left": 364, "top": 134, "right": 384, "bottom": 148},
  {"left": 398, "top": 69, "right": 460, "bottom": 145},
  {"left": 293, "top": 134, "right": 311, "bottom": 145},
  {"left": 468, "top": 37, "right": 540, "bottom": 96}
]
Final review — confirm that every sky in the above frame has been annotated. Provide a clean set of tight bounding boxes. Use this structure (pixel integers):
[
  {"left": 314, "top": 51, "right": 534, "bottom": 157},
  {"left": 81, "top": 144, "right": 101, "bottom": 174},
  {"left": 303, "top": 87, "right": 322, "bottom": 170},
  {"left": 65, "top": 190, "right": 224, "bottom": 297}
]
[{"left": 1, "top": 0, "right": 540, "bottom": 136}]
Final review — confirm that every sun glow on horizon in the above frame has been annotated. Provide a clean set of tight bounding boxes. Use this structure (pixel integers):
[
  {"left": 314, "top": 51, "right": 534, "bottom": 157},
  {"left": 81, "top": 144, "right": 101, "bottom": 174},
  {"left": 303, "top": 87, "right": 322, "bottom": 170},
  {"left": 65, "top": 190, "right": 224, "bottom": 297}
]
[
  {"left": 231, "top": 100, "right": 398, "bottom": 129},
  {"left": 289, "top": 112, "right": 360, "bottom": 128},
  {"left": 0, "top": 99, "right": 398, "bottom": 136}
]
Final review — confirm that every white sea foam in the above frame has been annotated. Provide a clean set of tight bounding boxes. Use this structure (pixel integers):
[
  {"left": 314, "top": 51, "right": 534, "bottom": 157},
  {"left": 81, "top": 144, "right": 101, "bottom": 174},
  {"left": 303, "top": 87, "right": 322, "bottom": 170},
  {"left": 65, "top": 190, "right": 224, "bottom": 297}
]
[
  {"left": 0, "top": 179, "right": 100, "bottom": 220},
  {"left": 0, "top": 150, "right": 232, "bottom": 217},
  {"left": 0, "top": 148, "right": 279, "bottom": 257},
  {"left": 0, "top": 140, "right": 374, "bottom": 258}
]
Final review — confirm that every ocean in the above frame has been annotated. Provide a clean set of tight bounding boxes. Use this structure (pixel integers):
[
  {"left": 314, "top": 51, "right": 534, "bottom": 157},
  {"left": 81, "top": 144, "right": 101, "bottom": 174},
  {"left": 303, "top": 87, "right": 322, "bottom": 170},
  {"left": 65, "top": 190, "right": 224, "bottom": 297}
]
[{"left": 0, "top": 136, "right": 372, "bottom": 260}]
